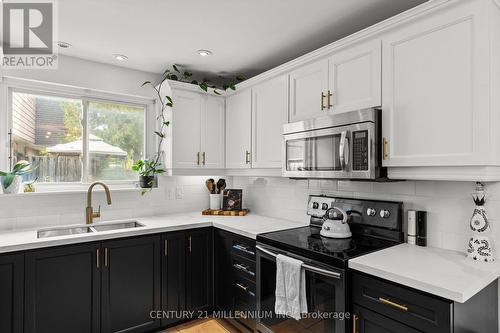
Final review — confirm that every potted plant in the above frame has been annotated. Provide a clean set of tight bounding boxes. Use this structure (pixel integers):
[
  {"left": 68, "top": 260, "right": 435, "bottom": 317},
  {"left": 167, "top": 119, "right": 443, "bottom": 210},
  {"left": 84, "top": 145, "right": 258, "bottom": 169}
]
[
  {"left": 134, "top": 65, "right": 245, "bottom": 195},
  {"left": 0, "top": 161, "right": 33, "bottom": 194},
  {"left": 132, "top": 159, "right": 165, "bottom": 189}
]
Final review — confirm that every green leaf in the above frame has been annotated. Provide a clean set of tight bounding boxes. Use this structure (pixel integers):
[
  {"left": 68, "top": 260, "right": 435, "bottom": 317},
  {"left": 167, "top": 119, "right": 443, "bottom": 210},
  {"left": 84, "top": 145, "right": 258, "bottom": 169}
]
[
  {"left": 222, "top": 85, "right": 229, "bottom": 91},
  {"left": 170, "top": 74, "right": 178, "bottom": 81},
  {"left": 199, "top": 83, "right": 208, "bottom": 92},
  {"left": 191, "top": 80, "right": 198, "bottom": 85},
  {"left": 166, "top": 102, "right": 173, "bottom": 108},
  {"left": 183, "top": 71, "right": 192, "bottom": 78},
  {"left": 141, "top": 81, "right": 152, "bottom": 87},
  {"left": 165, "top": 96, "right": 173, "bottom": 104},
  {"left": 0, "top": 171, "right": 7, "bottom": 177},
  {"left": 173, "top": 64, "right": 180, "bottom": 72},
  {"left": 229, "top": 83, "right": 236, "bottom": 91},
  {"left": 213, "top": 90, "right": 221, "bottom": 95},
  {"left": 2, "top": 173, "right": 15, "bottom": 189},
  {"left": 236, "top": 75, "right": 246, "bottom": 81},
  {"left": 154, "top": 131, "right": 165, "bottom": 138},
  {"left": 163, "top": 121, "right": 170, "bottom": 126}
]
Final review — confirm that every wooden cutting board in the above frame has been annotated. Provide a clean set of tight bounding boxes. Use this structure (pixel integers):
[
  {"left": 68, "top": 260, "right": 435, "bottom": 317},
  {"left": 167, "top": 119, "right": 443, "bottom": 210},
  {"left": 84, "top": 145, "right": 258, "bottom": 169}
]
[{"left": 202, "top": 209, "right": 249, "bottom": 216}]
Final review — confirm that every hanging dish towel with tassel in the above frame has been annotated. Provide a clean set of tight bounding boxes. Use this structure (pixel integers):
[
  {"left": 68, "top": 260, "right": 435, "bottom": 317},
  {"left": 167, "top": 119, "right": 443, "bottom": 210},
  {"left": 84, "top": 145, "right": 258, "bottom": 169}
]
[{"left": 275, "top": 254, "right": 308, "bottom": 320}]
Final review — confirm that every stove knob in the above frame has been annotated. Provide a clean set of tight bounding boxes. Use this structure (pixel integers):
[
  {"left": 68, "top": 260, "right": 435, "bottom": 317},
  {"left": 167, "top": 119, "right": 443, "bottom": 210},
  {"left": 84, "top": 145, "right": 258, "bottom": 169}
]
[
  {"left": 366, "top": 208, "right": 377, "bottom": 216},
  {"left": 321, "top": 203, "right": 329, "bottom": 210},
  {"left": 380, "top": 209, "right": 391, "bottom": 218},
  {"left": 312, "top": 202, "right": 319, "bottom": 209}
]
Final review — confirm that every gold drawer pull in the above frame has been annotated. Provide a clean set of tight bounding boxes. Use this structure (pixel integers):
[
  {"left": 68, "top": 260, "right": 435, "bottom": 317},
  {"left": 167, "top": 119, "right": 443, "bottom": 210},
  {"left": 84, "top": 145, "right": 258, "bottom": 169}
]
[
  {"left": 352, "top": 314, "right": 359, "bottom": 333},
  {"left": 96, "top": 249, "right": 100, "bottom": 269},
  {"left": 327, "top": 90, "right": 333, "bottom": 109},
  {"left": 321, "top": 92, "right": 326, "bottom": 110},
  {"left": 379, "top": 297, "right": 408, "bottom": 312}
]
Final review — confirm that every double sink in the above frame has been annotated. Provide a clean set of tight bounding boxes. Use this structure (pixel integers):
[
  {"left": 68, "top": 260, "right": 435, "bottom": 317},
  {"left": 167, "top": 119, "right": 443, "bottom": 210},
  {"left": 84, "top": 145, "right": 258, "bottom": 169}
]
[{"left": 37, "top": 221, "right": 144, "bottom": 239}]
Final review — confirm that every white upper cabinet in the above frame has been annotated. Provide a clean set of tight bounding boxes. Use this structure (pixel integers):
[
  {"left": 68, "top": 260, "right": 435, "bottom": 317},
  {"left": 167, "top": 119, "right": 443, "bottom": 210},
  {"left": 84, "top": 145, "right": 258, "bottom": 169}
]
[
  {"left": 289, "top": 59, "right": 329, "bottom": 122},
  {"left": 252, "top": 75, "right": 289, "bottom": 168},
  {"left": 172, "top": 90, "right": 202, "bottom": 169},
  {"left": 289, "top": 40, "right": 382, "bottom": 122},
  {"left": 171, "top": 88, "right": 225, "bottom": 169},
  {"left": 226, "top": 89, "right": 252, "bottom": 169},
  {"left": 328, "top": 39, "right": 381, "bottom": 113},
  {"left": 381, "top": 0, "right": 490, "bottom": 170},
  {"left": 201, "top": 95, "right": 225, "bottom": 169}
]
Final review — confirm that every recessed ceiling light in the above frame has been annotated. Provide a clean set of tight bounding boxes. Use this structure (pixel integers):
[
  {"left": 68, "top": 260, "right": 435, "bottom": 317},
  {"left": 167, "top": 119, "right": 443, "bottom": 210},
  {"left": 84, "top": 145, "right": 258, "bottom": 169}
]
[
  {"left": 56, "top": 41, "right": 71, "bottom": 48},
  {"left": 197, "top": 49, "right": 212, "bottom": 57},
  {"left": 113, "top": 54, "right": 128, "bottom": 61}
]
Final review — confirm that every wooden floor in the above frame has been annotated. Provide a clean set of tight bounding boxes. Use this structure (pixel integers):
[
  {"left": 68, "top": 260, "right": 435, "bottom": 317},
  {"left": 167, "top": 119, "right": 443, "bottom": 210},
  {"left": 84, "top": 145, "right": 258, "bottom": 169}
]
[{"left": 158, "top": 318, "right": 243, "bottom": 333}]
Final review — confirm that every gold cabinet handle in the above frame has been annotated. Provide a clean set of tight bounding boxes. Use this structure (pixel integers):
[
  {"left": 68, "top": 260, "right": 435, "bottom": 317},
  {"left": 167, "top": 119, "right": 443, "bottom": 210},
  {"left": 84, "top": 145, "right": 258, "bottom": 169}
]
[
  {"left": 352, "top": 314, "right": 359, "bottom": 333},
  {"left": 105, "top": 248, "right": 109, "bottom": 267},
  {"left": 96, "top": 249, "right": 100, "bottom": 269},
  {"left": 245, "top": 150, "right": 251, "bottom": 164},
  {"left": 383, "top": 138, "right": 389, "bottom": 160},
  {"left": 328, "top": 90, "right": 333, "bottom": 109},
  {"left": 321, "top": 92, "right": 326, "bottom": 110},
  {"left": 164, "top": 240, "right": 168, "bottom": 257},
  {"left": 202, "top": 152, "right": 206, "bottom": 165},
  {"left": 197, "top": 152, "right": 200, "bottom": 165},
  {"left": 379, "top": 297, "right": 408, "bottom": 312},
  {"left": 188, "top": 236, "right": 192, "bottom": 253}
]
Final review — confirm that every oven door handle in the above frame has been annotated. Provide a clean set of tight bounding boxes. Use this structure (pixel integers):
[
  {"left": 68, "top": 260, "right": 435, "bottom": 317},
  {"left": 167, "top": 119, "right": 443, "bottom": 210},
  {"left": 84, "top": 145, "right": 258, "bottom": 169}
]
[{"left": 256, "top": 245, "right": 342, "bottom": 280}]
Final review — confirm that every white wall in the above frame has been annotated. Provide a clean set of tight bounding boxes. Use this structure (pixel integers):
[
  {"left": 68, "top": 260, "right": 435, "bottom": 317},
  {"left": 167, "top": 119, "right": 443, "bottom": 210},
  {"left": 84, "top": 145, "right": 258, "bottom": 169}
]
[
  {"left": 2, "top": 55, "right": 159, "bottom": 97},
  {"left": 232, "top": 176, "right": 500, "bottom": 253}
]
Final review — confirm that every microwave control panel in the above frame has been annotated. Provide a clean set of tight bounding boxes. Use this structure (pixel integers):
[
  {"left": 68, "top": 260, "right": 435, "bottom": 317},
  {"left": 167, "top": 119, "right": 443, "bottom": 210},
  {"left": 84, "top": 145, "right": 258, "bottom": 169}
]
[{"left": 352, "top": 130, "right": 368, "bottom": 171}]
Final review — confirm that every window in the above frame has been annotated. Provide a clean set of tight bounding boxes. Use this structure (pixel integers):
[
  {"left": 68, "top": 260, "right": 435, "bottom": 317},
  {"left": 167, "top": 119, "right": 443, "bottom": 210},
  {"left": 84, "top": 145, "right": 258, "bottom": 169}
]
[{"left": 10, "top": 90, "right": 146, "bottom": 183}]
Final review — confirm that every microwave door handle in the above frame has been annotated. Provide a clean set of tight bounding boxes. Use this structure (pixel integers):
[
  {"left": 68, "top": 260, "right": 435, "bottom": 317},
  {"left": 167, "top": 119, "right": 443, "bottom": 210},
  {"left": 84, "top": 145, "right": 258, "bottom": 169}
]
[{"left": 339, "top": 131, "right": 347, "bottom": 170}]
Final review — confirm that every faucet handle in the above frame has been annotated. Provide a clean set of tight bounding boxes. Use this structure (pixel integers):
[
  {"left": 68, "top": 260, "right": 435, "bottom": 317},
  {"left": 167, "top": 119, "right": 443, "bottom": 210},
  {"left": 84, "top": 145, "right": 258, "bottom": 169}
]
[{"left": 93, "top": 205, "right": 101, "bottom": 218}]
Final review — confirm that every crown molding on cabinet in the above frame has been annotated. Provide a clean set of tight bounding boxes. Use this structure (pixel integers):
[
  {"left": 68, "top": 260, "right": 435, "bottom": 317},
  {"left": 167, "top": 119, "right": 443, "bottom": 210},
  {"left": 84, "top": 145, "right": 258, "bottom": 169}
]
[
  {"left": 388, "top": 166, "right": 500, "bottom": 182},
  {"left": 166, "top": 80, "right": 227, "bottom": 96}
]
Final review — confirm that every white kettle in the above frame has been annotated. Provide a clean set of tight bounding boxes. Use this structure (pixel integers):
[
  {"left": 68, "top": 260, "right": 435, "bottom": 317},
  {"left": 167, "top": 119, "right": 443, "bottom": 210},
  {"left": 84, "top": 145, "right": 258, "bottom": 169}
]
[{"left": 320, "top": 207, "right": 352, "bottom": 239}]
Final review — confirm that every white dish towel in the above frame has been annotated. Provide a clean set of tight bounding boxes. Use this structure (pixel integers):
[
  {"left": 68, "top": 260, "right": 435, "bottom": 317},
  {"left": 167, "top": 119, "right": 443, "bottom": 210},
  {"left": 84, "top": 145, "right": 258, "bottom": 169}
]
[{"left": 275, "top": 254, "right": 308, "bottom": 320}]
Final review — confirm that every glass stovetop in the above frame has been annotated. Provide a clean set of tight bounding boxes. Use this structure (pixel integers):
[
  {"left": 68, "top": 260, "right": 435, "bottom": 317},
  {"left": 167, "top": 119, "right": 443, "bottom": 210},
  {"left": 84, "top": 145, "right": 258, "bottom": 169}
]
[{"left": 257, "top": 226, "right": 399, "bottom": 268}]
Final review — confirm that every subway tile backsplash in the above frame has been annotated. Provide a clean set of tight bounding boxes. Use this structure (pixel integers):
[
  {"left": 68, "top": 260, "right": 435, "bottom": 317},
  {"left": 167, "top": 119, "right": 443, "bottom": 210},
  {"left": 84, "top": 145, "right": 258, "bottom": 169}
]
[{"left": 232, "top": 177, "right": 499, "bottom": 252}]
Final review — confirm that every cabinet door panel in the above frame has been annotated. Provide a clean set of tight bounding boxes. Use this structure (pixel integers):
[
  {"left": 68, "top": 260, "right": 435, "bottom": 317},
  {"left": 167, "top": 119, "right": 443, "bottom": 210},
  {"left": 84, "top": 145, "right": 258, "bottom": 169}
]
[
  {"left": 101, "top": 236, "right": 161, "bottom": 333},
  {"left": 0, "top": 253, "right": 23, "bottom": 333},
  {"left": 25, "top": 244, "right": 100, "bottom": 333},
  {"left": 161, "top": 231, "right": 186, "bottom": 327},
  {"left": 329, "top": 39, "right": 381, "bottom": 113},
  {"left": 382, "top": 1, "right": 488, "bottom": 166},
  {"left": 252, "top": 75, "right": 288, "bottom": 168},
  {"left": 214, "top": 230, "right": 233, "bottom": 312},
  {"left": 172, "top": 90, "right": 202, "bottom": 168},
  {"left": 202, "top": 96, "right": 225, "bottom": 168},
  {"left": 186, "top": 228, "right": 213, "bottom": 312},
  {"left": 289, "top": 59, "right": 329, "bottom": 122},
  {"left": 226, "top": 90, "right": 252, "bottom": 168},
  {"left": 353, "top": 305, "right": 420, "bottom": 333}
]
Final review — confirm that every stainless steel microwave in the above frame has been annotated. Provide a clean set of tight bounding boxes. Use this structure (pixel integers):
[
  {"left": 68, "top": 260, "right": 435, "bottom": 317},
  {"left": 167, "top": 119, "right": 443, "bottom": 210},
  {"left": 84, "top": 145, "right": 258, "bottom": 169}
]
[{"left": 282, "top": 108, "right": 386, "bottom": 180}]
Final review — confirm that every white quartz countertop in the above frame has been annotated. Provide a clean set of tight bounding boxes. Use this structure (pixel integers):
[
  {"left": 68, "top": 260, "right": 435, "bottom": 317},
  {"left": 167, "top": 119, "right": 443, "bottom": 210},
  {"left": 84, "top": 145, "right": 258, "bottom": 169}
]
[
  {"left": 349, "top": 243, "right": 500, "bottom": 303},
  {"left": 0, "top": 212, "right": 306, "bottom": 254}
]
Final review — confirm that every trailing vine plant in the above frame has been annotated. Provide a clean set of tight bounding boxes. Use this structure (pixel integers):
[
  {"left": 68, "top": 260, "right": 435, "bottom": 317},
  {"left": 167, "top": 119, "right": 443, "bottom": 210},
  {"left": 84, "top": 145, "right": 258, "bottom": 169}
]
[{"left": 135, "top": 65, "right": 245, "bottom": 195}]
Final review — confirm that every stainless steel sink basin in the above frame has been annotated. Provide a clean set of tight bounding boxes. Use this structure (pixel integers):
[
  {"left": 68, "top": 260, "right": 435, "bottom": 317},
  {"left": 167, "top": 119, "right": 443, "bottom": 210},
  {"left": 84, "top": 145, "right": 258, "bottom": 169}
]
[
  {"left": 37, "top": 226, "right": 93, "bottom": 238},
  {"left": 37, "top": 220, "right": 144, "bottom": 238},
  {"left": 91, "top": 221, "right": 144, "bottom": 232}
]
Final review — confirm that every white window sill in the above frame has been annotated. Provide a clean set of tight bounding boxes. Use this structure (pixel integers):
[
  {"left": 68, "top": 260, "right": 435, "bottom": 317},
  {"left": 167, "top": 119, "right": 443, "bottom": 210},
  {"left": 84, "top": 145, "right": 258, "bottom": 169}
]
[{"left": 0, "top": 182, "right": 146, "bottom": 197}]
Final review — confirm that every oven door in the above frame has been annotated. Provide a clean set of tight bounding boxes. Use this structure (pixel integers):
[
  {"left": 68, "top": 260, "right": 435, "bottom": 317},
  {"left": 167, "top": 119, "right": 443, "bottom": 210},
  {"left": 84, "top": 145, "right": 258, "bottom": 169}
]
[
  {"left": 256, "top": 244, "right": 347, "bottom": 333},
  {"left": 282, "top": 122, "right": 376, "bottom": 179}
]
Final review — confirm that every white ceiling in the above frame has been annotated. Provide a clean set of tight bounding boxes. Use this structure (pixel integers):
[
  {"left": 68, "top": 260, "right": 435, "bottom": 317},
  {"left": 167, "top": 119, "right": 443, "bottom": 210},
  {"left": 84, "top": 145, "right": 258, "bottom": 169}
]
[{"left": 57, "top": 0, "right": 427, "bottom": 79}]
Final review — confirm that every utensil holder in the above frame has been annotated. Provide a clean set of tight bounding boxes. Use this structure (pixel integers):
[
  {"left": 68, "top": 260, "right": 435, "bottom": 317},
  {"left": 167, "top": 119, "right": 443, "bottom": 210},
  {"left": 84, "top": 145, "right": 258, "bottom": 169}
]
[{"left": 209, "top": 193, "right": 221, "bottom": 210}]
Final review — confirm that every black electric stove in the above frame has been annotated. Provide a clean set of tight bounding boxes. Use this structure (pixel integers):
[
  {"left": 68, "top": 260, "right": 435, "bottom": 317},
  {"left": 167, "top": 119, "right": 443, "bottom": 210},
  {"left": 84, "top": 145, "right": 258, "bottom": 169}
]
[{"left": 256, "top": 196, "right": 404, "bottom": 269}]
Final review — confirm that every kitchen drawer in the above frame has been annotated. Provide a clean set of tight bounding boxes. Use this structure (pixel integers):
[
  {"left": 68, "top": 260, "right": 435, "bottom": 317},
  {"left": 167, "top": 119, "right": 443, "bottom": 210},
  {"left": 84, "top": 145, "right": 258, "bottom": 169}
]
[
  {"left": 233, "top": 279, "right": 256, "bottom": 305},
  {"left": 232, "top": 255, "right": 256, "bottom": 282},
  {"left": 231, "top": 239, "right": 256, "bottom": 261},
  {"left": 352, "top": 304, "right": 420, "bottom": 333},
  {"left": 352, "top": 272, "right": 452, "bottom": 333}
]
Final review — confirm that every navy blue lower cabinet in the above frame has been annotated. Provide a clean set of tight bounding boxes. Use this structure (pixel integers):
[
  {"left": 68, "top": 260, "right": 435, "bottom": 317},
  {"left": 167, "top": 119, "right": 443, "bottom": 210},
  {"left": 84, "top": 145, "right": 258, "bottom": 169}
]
[
  {"left": 0, "top": 253, "right": 24, "bottom": 333},
  {"left": 351, "top": 271, "right": 498, "bottom": 333},
  {"left": 25, "top": 243, "right": 101, "bottom": 333},
  {"left": 101, "top": 235, "right": 161, "bottom": 333}
]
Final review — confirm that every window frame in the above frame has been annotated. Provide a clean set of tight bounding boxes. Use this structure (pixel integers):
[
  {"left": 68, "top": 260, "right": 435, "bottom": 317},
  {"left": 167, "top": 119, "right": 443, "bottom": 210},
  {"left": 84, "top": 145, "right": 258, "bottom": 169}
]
[{"left": 1, "top": 76, "right": 156, "bottom": 190}]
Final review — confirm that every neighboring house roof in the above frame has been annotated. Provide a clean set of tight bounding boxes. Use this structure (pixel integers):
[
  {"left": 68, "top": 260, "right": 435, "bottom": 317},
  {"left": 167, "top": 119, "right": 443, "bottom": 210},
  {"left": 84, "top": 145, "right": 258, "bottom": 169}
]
[{"left": 46, "top": 134, "right": 127, "bottom": 156}]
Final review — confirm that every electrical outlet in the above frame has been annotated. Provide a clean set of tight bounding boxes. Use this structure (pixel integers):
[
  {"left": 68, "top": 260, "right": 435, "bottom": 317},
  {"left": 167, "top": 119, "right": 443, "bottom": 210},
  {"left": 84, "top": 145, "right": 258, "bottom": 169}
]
[
  {"left": 167, "top": 188, "right": 174, "bottom": 200},
  {"left": 175, "top": 187, "right": 183, "bottom": 199}
]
